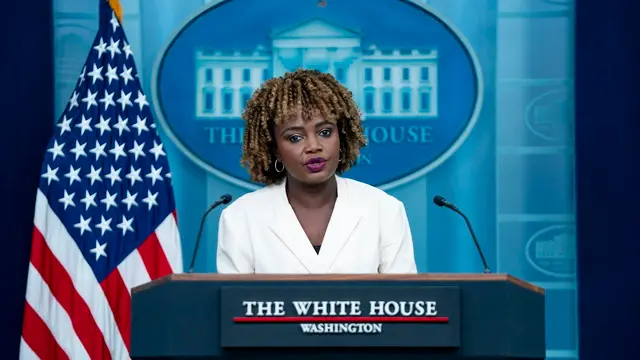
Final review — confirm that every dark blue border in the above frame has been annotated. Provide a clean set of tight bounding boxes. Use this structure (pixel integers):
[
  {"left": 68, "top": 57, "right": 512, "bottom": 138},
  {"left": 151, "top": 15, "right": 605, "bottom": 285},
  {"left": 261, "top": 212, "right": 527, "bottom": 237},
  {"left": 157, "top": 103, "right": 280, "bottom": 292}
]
[
  {"left": 0, "top": 0, "right": 54, "bottom": 356},
  {"left": 575, "top": 0, "right": 639, "bottom": 358}
]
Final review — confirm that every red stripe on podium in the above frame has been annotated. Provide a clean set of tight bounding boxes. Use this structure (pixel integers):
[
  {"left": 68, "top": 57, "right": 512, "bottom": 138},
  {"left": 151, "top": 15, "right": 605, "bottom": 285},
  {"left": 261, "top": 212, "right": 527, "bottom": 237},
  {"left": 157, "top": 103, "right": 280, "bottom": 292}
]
[{"left": 233, "top": 316, "right": 449, "bottom": 323}]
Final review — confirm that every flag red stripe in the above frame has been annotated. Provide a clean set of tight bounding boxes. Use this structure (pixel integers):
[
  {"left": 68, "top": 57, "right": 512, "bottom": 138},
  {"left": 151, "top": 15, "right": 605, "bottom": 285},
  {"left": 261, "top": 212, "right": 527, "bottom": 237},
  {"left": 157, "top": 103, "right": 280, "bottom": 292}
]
[
  {"left": 30, "top": 227, "right": 112, "bottom": 360},
  {"left": 99, "top": 231, "right": 175, "bottom": 353},
  {"left": 100, "top": 269, "right": 132, "bottom": 352},
  {"left": 138, "top": 232, "right": 173, "bottom": 280},
  {"left": 22, "top": 302, "right": 70, "bottom": 360}
]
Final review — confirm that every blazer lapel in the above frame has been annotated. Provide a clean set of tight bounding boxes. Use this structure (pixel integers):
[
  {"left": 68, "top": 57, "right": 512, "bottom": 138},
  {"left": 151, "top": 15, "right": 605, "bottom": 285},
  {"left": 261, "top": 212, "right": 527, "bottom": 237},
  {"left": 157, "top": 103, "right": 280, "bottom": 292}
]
[
  {"left": 267, "top": 181, "right": 318, "bottom": 273},
  {"left": 316, "top": 177, "right": 363, "bottom": 272}
]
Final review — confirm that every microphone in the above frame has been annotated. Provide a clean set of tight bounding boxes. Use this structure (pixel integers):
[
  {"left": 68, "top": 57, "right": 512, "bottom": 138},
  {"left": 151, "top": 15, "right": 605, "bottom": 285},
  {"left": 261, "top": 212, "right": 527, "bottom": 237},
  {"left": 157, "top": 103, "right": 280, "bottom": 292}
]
[
  {"left": 433, "top": 195, "right": 491, "bottom": 274},
  {"left": 187, "top": 194, "right": 233, "bottom": 273}
]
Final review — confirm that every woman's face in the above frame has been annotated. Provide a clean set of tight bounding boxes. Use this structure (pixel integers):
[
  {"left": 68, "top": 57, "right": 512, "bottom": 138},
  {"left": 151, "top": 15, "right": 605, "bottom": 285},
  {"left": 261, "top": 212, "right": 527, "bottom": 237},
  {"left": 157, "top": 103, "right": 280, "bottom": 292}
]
[{"left": 274, "top": 112, "right": 341, "bottom": 186}]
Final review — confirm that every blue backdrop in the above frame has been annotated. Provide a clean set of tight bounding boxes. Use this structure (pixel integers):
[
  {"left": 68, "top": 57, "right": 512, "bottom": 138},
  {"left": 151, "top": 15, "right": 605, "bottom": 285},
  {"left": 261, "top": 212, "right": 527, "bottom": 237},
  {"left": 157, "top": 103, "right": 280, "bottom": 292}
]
[
  {"left": 0, "top": 0, "right": 636, "bottom": 359},
  {"left": 138, "top": 1, "right": 576, "bottom": 357}
]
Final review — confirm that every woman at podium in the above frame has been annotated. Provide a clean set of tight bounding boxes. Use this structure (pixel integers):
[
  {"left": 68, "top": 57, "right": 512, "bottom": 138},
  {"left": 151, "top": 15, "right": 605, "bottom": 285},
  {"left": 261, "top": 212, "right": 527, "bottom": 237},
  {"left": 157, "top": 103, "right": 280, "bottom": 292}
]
[{"left": 216, "top": 69, "right": 417, "bottom": 275}]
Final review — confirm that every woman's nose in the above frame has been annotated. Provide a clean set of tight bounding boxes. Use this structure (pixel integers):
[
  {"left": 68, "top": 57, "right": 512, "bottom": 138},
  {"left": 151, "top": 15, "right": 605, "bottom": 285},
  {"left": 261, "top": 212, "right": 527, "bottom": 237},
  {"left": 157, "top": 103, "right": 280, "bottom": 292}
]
[{"left": 304, "top": 135, "right": 322, "bottom": 153}]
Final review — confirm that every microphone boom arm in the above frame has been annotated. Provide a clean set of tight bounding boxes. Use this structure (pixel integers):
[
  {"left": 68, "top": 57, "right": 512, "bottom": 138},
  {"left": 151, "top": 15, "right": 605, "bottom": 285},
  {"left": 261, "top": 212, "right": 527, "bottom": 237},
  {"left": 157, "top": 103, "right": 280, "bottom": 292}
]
[
  {"left": 187, "top": 194, "right": 232, "bottom": 273},
  {"left": 451, "top": 207, "right": 491, "bottom": 274},
  {"left": 188, "top": 205, "right": 217, "bottom": 273},
  {"left": 433, "top": 195, "right": 491, "bottom": 274}
]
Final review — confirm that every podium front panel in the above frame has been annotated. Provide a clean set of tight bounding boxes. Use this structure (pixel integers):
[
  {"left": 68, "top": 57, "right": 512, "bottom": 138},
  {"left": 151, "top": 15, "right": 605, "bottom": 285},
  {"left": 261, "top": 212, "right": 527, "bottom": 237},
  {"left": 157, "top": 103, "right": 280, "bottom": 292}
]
[
  {"left": 220, "top": 285, "right": 461, "bottom": 348},
  {"left": 131, "top": 275, "right": 545, "bottom": 360}
]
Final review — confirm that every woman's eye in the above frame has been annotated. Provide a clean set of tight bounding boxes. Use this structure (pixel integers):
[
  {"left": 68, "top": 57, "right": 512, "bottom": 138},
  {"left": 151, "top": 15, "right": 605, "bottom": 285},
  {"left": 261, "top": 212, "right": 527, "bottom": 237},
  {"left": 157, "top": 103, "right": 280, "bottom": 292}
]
[
  {"left": 319, "top": 128, "right": 332, "bottom": 137},
  {"left": 288, "top": 135, "right": 303, "bottom": 143}
]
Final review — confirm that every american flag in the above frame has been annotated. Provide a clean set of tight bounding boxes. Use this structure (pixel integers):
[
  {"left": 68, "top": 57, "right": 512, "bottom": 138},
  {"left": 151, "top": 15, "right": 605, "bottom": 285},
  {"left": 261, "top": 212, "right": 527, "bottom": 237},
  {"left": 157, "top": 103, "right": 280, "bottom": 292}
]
[{"left": 19, "top": 1, "right": 183, "bottom": 359}]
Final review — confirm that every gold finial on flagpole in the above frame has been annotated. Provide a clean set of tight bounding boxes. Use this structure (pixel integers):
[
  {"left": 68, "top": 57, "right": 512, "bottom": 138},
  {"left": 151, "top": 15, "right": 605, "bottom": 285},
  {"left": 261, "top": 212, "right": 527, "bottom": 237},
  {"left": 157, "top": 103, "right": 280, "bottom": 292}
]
[{"left": 108, "top": 0, "right": 123, "bottom": 23}]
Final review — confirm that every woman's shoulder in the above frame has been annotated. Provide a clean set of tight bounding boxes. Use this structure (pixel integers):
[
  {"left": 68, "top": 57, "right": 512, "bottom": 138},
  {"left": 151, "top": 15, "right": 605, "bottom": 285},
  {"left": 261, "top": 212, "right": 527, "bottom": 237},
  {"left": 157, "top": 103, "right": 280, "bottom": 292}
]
[
  {"left": 339, "top": 177, "right": 404, "bottom": 209},
  {"left": 221, "top": 183, "right": 282, "bottom": 216}
]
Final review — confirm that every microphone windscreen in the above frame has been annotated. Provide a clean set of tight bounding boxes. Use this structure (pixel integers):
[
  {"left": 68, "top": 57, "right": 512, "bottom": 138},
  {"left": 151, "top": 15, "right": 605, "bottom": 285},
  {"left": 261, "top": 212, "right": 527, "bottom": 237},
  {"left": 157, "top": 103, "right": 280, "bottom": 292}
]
[{"left": 433, "top": 195, "right": 447, "bottom": 207}]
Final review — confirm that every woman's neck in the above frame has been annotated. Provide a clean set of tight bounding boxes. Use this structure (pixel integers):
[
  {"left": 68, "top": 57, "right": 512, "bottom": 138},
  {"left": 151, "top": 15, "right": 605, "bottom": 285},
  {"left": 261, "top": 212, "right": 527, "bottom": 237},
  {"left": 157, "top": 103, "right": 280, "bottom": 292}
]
[{"left": 285, "top": 175, "right": 338, "bottom": 209}]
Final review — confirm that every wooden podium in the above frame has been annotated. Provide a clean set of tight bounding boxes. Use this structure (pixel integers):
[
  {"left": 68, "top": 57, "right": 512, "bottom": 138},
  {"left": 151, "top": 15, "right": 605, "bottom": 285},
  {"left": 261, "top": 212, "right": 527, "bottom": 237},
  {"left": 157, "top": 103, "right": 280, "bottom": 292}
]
[{"left": 130, "top": 274, "right": 545, "bottom": 359}]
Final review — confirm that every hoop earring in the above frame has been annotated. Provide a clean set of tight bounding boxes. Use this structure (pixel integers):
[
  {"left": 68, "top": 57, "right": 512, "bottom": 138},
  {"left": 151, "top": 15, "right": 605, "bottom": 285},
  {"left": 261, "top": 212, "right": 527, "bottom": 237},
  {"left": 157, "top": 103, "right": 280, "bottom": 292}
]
[
  {"left": 338, "top": 149, "right": 343, "bottom": 163},
  {"left": 274, "top": 159, "right": 284, "bottom": 173}
]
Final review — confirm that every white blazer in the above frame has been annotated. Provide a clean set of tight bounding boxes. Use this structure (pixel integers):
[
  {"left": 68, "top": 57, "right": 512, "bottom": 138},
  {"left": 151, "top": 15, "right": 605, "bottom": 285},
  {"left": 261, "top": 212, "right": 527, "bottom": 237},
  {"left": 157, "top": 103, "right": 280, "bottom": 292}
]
[{"left": 216, "top": 176, "right": 418, "bottom": 274}]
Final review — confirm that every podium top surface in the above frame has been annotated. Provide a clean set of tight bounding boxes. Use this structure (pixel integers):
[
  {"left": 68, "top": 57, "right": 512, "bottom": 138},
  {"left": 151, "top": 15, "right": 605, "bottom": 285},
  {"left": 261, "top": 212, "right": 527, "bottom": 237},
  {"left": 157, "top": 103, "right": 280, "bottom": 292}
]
[{"left": 132, "top": 273, "right": 544, "bottom": 295}]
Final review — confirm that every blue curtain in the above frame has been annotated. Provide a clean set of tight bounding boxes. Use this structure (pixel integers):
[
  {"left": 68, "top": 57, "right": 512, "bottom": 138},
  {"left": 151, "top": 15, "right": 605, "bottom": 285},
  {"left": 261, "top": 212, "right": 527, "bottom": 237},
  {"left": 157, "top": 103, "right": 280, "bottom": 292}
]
[
  {"left": 0, "top": 0, "right": 54, "bottom": 357},
  {"left": 575, "top": 0, "right": 639, "bottom": 358}
]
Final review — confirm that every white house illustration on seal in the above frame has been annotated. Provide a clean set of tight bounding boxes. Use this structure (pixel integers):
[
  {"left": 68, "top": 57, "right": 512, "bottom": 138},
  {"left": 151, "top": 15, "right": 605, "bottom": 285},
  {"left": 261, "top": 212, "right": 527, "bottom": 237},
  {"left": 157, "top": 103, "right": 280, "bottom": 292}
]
[
  {"left": 535, "top": 233, "right": 575, "bottom": 261},
  {"left": 194, "top": 18, "right": 439, "bottom": 120}
]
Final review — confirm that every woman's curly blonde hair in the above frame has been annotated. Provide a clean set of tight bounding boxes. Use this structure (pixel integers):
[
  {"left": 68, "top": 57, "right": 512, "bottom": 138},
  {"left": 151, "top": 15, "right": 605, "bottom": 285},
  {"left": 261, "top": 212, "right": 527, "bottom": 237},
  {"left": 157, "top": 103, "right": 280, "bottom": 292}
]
[{"left": 240, "top": 69, "right": 367, "bottom": 185}]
